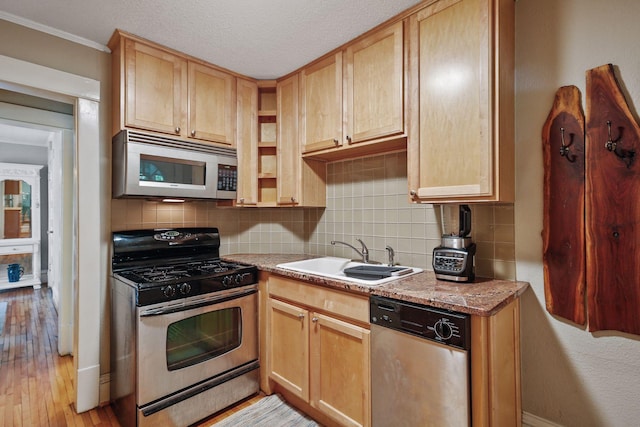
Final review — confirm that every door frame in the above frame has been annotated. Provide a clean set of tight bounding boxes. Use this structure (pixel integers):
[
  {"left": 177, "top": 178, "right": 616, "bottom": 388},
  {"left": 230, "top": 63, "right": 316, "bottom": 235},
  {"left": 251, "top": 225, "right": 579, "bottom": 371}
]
[
  {"left": 0, "top": 54, "right": 102, "bottom": 413},
  {"left": 45, "top": 126, "right": 74, "bottom": 356}
]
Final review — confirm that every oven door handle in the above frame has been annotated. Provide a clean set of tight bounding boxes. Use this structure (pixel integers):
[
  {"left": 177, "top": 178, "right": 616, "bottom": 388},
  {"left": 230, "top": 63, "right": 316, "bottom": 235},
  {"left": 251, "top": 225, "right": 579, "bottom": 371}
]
[{"left": 139, "top": 287, "right": 257, "bottom": 317}]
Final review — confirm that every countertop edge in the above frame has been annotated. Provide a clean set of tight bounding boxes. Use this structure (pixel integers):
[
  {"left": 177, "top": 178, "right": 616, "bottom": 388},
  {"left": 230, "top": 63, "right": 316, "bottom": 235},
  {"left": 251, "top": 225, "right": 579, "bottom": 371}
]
[{"left": 223, "top": 253, "right": 529, "bottom": 317}]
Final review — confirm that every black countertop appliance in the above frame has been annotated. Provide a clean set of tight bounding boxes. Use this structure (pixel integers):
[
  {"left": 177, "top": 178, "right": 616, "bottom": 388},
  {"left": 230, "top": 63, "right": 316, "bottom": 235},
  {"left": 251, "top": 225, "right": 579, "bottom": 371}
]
[{"left": 432, "top": 205, "right": 476, "bottom": 282}]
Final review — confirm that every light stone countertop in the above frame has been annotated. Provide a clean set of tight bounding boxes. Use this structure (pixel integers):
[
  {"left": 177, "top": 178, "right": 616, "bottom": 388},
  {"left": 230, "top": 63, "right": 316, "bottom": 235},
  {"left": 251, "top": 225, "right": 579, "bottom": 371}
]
[{"left": 222, "top": 253, "right": 529, "bottom": 317}]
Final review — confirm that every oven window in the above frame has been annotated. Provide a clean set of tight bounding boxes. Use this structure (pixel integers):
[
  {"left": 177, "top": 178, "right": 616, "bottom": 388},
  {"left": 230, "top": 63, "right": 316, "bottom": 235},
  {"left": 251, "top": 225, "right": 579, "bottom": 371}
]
[
  {"left": 139, "top": 155, "right": 205, "bottom": 185},
  {"left": 166, "top": 307, "right": 241, "bottom": 371}
]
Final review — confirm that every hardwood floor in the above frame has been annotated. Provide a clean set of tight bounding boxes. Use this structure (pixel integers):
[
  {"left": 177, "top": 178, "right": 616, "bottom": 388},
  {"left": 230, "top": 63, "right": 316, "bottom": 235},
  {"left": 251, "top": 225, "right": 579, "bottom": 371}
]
[
  {"left": 0, "top": 285, "right": 119, "bottom": 426},
  {"left": 0, "top": 285, "right": 262, "bottom": 427}
]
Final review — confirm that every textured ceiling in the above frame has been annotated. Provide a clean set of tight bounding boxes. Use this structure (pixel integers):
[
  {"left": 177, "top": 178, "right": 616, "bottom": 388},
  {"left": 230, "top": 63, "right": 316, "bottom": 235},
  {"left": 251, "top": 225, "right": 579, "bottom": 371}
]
[{"left": 0, "top": 0, "right": 423, "bottom": 79}]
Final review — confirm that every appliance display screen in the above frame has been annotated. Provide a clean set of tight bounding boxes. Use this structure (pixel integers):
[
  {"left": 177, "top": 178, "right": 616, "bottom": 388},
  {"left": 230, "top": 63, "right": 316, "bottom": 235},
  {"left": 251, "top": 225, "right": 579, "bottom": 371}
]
[{"left": 140, "top": 155, "right": 205, "bottom": 185}]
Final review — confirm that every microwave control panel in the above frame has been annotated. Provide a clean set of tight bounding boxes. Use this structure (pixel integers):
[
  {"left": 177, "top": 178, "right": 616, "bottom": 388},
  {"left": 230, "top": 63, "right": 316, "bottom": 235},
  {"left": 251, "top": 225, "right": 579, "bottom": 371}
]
[{"left": 218, "top": 164, "right": 237, "bottom": 192}]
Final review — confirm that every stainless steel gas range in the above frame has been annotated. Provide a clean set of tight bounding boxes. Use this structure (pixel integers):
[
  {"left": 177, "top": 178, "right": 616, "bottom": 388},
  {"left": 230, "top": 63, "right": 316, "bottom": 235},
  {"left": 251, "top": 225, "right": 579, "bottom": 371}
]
[{"left": 110, "top": 227, "right": 259, "bottom": 427}]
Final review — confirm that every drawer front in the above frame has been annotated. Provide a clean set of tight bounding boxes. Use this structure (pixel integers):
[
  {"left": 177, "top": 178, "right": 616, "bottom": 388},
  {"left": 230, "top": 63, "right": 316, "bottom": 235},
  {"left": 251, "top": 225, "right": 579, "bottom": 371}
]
[
  {"left": 269, "top": 275, "right": 369, "bottom": 324},
  {"left": 0, "top": 243, "right": 36, "bottom": 256}
]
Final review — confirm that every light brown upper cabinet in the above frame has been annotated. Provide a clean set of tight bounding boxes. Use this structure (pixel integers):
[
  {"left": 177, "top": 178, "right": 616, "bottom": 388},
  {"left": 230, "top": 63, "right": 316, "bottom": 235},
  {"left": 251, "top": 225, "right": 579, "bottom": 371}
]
[
  {"left": 236, "top": 80, "right": 280, "bottom": 206},
  {"left": 118, "top": 37, "right": 187, "bottom": 137},
  {"left": 407, "top": 0, "right": 514, "bottom": 202},
  {"left": 300, "top": 21, "right": 407, "bottom": 161},
  {"left": 277, "top": 75, "right": 301, "bottom": 206},
  {"left": 345, "top": 21, "right": 405, "bottom": 145},
  {"left": 235, "top": 76, "right": 326, "bottom": 208},
  {"left": 300, "top": 52, "right": 343, "bottom": 154},
  {"left": 109, "top": 30, "right": 237, "bottom": 147},
  {"left": 278, "top": 74, "right": 327, "bottom": 207},
  {"left": 188, "top": 62, "right": 236, "bottom": 145},
  {"left": 236, "top": 78, "right": 259, "bottom": 206}
]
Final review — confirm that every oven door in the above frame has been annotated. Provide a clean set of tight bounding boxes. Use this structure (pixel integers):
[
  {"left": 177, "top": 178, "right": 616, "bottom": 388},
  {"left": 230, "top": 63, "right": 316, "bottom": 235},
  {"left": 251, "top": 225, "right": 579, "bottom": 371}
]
[{"left": 136, "top": 286, "right": 258, "bottom": 406}]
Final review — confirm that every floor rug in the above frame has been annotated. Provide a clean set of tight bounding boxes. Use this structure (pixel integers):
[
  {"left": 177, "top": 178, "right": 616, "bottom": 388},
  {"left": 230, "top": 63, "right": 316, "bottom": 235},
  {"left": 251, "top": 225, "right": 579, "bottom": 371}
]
[
  {"left": 0, "top": 301, "right": 7, "bottom": 335},
  {"left": 211, "top": 394, "right": 320, "bottom": 427}
]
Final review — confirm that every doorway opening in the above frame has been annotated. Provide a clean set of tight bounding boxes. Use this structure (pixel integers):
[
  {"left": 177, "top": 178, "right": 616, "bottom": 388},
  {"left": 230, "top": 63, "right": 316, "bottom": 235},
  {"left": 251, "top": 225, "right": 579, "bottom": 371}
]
[
  {"left": 0, "top": 54, "right": 102, "bottom": 412},
  {"left": 0, "top": 109, "right": 75, "bottom": 355}
]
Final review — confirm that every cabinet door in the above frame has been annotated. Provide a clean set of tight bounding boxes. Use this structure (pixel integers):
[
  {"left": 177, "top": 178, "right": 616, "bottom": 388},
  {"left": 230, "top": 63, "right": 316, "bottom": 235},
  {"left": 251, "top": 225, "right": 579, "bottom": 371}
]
[
  {"left": 4, "top": 209, "right": 20, "bottom": 238},
  {"left": 310, "top": 313, "right": 370, "bottom": 427},
  {"left": 236, "top": 78, "right": 259, "bottom": 205},
  {"left": 345, "top": 21, "right": 405, "bottom": 144},
  {"left": 124, "top": 39, "right": 187, "bottom": 136},
  {"left": 412, "top": 0, "right": 493, "bottom": 199},
  {"left": 268, "top": 298, "right": 310, "bottom": 401},
  {"left": 300, "top": 53, "right": 343, "bottom": 153},
  {"left": 188, "top": 62, "right": 236, "bottom": 145},
  {"left": 277, "top": 74, "right": 300, "bottom": 205}
]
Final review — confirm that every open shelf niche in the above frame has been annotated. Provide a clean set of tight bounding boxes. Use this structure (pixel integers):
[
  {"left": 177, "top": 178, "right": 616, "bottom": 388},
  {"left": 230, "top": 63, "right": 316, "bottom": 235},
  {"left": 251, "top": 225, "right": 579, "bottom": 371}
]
[{"left": 257, "top": 81, "right": 278, "bottom": 205}]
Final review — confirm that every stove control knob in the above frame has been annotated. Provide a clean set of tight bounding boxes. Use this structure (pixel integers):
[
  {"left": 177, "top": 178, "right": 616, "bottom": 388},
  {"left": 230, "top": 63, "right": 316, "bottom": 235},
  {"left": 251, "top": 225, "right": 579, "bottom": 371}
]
[
  {"left": 222, "top": 275, "right": 233, "bottom": 287},
  {"left": 163, "top": 285, "right": 176, "bottom": 298},
  {"left": 180, "top": 283, "right": 192, "bottom": 295},
  {"left": 434, "top": 319, "right": 453, "bottom": 341},
  {"left": 235, "top": 273, "right": 245, "bottom": 284}
]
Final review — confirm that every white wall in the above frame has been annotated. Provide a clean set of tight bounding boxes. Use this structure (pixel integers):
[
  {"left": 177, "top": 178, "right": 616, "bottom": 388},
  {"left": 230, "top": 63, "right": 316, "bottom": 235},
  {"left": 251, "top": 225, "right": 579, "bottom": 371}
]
[{"left": 515, "top": 0, "right": 640, "bottom": 425}]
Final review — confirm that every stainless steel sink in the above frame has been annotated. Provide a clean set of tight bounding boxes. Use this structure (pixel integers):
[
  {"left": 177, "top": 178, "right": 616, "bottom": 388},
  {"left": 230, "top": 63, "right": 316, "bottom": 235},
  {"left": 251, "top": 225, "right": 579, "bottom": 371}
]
[{"left": 276, "top": 257, "right": 422, "bottom": 286}]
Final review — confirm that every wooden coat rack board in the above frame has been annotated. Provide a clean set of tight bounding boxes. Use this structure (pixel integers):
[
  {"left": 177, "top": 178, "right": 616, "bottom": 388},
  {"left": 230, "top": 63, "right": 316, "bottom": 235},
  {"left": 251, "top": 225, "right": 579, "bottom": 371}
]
[
  {"left": 543, "top": 64, "right": 640, "bottom": 336},
  {"left": 542, "top": 86, "right": 586, "bottom": 326}
]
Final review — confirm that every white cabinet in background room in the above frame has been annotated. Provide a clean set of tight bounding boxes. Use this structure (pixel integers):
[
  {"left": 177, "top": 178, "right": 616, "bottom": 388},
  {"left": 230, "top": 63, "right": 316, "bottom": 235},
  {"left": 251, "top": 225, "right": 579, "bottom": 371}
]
[{"left": 0, "top": 163, "right": 43, "bottom": 290}]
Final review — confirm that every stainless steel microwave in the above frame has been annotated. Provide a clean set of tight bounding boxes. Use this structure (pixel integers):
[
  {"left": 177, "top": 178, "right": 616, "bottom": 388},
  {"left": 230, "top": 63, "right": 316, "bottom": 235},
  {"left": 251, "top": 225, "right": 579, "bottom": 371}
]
[{"left": 112, "top": 130, "right": 237, "bottom": 200}]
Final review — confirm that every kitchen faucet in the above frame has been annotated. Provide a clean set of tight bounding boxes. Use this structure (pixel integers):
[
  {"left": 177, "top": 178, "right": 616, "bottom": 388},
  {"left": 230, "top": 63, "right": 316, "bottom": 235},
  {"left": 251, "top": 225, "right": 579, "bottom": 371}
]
[{"left": 331, "top": 238, "right": 371, "bottom": 263}]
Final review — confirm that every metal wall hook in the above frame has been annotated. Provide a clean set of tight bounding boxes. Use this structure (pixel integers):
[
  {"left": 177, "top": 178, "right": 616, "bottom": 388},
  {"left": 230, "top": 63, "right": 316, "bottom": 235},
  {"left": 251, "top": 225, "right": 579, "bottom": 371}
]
[
  {"left": 605, "top": 121, "right": 617, "bottom": 152},
  {"left": 559, "top": 127, "right": 576, "bottom": 163},
  {"left": 604, "top": 120, "right": 635, "bottom": 168}
]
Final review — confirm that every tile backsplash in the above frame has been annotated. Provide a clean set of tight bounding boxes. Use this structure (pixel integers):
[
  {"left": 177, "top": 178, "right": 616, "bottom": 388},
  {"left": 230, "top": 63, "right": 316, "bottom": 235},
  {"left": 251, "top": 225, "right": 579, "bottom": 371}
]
[
  {"left": 305, "top": 152, "right": 516, "bottom": 279},
  {"left": 111, "top": 152, "right": 515, "bottom": 279}
]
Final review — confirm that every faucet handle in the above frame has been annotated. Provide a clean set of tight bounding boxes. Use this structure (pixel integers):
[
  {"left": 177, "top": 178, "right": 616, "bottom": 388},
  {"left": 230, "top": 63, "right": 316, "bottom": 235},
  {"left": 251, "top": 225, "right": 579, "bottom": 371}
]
[
  {"left": 355, "top": 238, "right": 370, "bottom": 263},
  {"left": 385, "top": 245, "right": 395, "bottom": 266},
  {"left": 355, "top": 238, "right": 369, "bottom": 254}
]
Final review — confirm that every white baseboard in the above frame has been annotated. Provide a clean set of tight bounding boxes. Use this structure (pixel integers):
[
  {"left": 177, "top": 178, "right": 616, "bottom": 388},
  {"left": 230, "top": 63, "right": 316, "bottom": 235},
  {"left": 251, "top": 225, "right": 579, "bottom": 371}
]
[
  {"left": 76, "top": 364, "right": 100, "bottom": 413},
  {"left": 523, "top": 411, "right": 564, "bottom": 427}
]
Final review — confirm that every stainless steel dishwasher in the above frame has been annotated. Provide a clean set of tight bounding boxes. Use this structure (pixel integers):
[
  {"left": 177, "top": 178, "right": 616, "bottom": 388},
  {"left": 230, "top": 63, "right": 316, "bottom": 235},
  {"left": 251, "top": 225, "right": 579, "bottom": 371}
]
[{"left": 370, "top": 295, "right": 471, "bottom": 427}]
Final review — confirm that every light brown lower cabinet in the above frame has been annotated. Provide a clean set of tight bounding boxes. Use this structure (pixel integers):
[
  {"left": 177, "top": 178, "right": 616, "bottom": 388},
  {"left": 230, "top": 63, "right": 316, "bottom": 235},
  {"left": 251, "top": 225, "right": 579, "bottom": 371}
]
[
  {"left": 260, "top": 273, "right": 521, "bottom": 427},
  {"left": 264, "top": 275, "right": 370, "bottom": 427},
  {"left": 471, "top": 298, "right": 522, "bottom": 427}
]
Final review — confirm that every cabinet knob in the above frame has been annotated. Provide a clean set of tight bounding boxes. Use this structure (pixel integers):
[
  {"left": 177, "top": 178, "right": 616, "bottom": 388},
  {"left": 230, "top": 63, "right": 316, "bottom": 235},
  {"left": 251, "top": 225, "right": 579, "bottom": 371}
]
[
  {"left": 175, "top": 127, "right": 181, "bottom": 134},
  {"left": 298, "top": 313, "right": 305, "bottom": 320},
  {"left": 291, "top": 197, "right": 296, "bottom": 203},
  {"left": 312, "top": 317, "right": 319, "bottom": 323},
  {"left": 239, "top": 198, "right": 245, "bottom": 203},
  {"left": 346, "top": 135, "right": 352, "bottom": 144},
  {"left": 333, "top": 138, "right": 339, "bottom": 145},
  {"left": 410, "top": 190, "right": 417, "bottom": 198},
  {"left": 191, "top": 130, "right": 196, "bottom": 137}
]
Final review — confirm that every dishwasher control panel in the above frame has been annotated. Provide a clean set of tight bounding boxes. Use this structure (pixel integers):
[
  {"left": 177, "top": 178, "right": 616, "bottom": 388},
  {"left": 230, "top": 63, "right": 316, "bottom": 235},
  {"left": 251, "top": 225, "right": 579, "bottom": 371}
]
[{"left": 370, "top": 295, "right": 470, "bottom": 350}]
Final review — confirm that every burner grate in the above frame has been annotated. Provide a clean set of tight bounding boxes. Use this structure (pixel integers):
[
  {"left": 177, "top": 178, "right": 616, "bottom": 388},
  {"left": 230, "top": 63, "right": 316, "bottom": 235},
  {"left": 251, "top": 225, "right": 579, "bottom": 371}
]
[{"left": 119, "top": 260, "right": 250, "bottom": 284}]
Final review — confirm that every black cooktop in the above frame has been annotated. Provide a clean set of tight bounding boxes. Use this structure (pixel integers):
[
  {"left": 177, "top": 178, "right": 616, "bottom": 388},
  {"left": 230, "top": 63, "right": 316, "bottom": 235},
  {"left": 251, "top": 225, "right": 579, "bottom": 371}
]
[{"left": 111, "top": 228, "right": 258, "bottom": 306}]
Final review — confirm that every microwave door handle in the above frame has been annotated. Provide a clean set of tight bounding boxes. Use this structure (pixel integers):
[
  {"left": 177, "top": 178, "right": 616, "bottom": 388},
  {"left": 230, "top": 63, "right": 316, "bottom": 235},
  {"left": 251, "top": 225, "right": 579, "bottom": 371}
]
[{"left": 139, "top": 288, "right": 257, "bottom": 317}]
